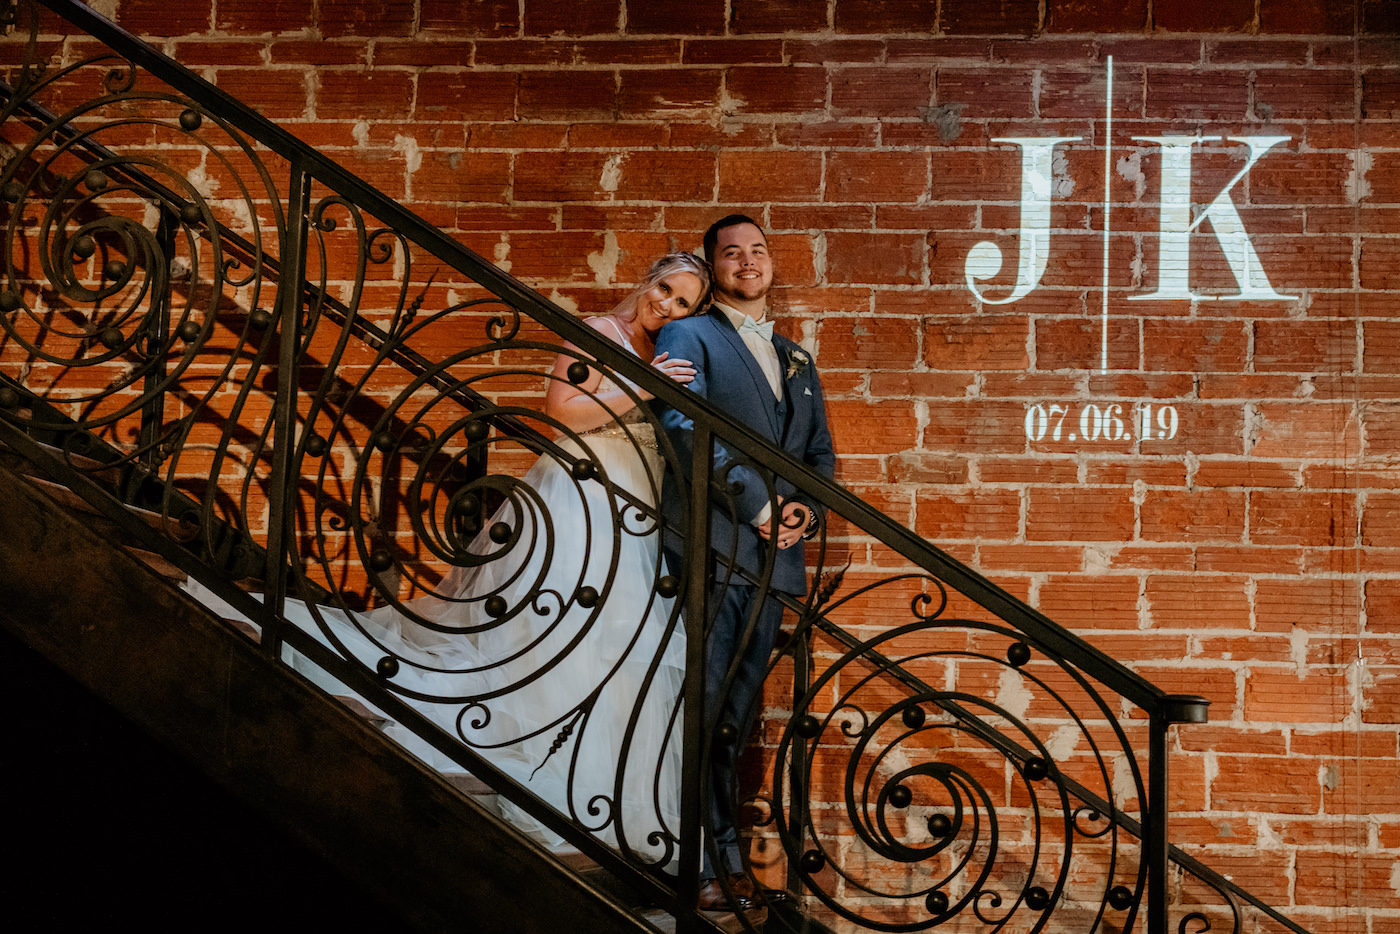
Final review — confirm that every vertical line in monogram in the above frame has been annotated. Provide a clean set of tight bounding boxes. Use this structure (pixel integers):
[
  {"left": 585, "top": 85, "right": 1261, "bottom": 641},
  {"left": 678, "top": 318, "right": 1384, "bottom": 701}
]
[{"left": 1100, "top": 56, "right": 1113, "bottom": 374}]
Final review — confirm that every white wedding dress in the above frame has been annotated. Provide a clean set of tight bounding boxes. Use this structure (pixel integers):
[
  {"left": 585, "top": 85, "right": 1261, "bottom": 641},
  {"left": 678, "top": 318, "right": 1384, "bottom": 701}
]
[{"left": 184, "top": 333, "right": 686, "bottom": 868}]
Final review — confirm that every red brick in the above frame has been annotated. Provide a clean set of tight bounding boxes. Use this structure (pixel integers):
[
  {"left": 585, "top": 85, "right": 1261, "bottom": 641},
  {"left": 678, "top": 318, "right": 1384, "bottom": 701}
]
[
  {"left": 1364, "top": 322, "right": 1400, "bottom": 374},
  {"left": 114, "top": 0, "right": 212, "bottom": 34},
  {"left": 784, "top": 39, "right": 884, "bottom": 65},
  {"left": 1145, "top": 69, "right": 1250, "bottom": 120},
  {"left": 617, "top": 70, "right": 722, "bottom": 117},
  {"left": 472, "top": 40, "right": 576, "bottom": 66},
  {"left": 924, "top": 316, "right": 1030, "bottom": 371},
  {"left": 320, "top": 1, "right": 414, "bottom": 38},
  {"left": 726, "top": 66, "right": 827, "bottom": 115},
  {"left": 574, "top": 39, "right": 683, "bottom": 65},
  {"left": 1252, "top": 490, "right": 1359, "bottom": 546},
  {"left": 818, "top": 317, "right": 921, "bottom": 370},
  {"left": 613, "top": 151, "right": 716, "bottom": 201},
  {"left": 885, "top": 453, "right": 971, "bottom": 485},
  {"left": 1255, "top": 320, "right": 1358, "bottom": 373},
  {"left": 317, "top": 72, "right": 414, "bottom": 121},
  {"left": 913, "top": 490, "right": 1022, "bottom": 541},
  {"left": 417, "top": 73, "right": 517, "bottom": 121},
  {"left": 826, "top": 152, "right": 930, "bottom": 203},
  {"left": 1255, "top": 578, "right": 1362, "bottom": 634},
  {"left": 507, "top": 232, "right": 608, "bottom": 282},
  {"left": 524, "top": 0, "right": 621, "bottom": 35},
  {"left": 1142, "top": 320, "right": 1248, "bottom": 373},
  {"left": 682, "top": 39, "right": 785, "bottom": 65},
  {"left": 1141, "top": 489, "right": 1245, "bottom": 543},
  {"left": 824, "top": 233, "right": 926, "bottom": 286},
  {"left": 270, "top": 41, "right": 369, "bottom": 66},
  {"left": 1246, "top": 668, "right": 1351, "bottom": 723},
  {"left": 1045, "top": 0, "right": 1149, "bottom": 33},
  {"left": 729, "top": 0, "right": 828, "bottom": 33},
  {"left": 1035, "top": 319, "right": 1139, "bottom": 372},
  {"left": 1036, "top": 575, "right": 1142, "bottom": 628},
  {"left": 935, "top": 68, "right": 1036, "bottom": 118},
  {"left": 1026, "top": 487, "right": 1135, "bottom": 542},
  {"left": 1296, "top": 854, "right": 1400, "bottom": 909},
  {"left": 1193, "top": 461, "right": 1300, "bottom": 488},
  {"left": 518, "top": 71, "right": 617, "bottom": 120},
  {"left": 514, "top": 152, "right": 612, "bottom": 202},
  {"left": 626, "top": 0, "right": 726, "bottom": 34},
  {"left": 1260, "top": 0, "right": 1357, "bottom": 34},
  {"left": 212, "top": 0, "right": 314, "bottom": 34},
  {"left": 825, "top": 400, "right": 920, "bottom": 455},
  {"left": 420, "top": 0, "right": 519, "bottom": 35},
  {"left": 212, "top": 69, "right": 308, "bottom": 119},
  {"left": 1250, "top": 403, "right": 1362, "bottom": 460},
  {"left": 831, "top": 67, "right": 932, "bottom": 119},
  {"left": 942, "top": 0, "right": 1041, "bottom": 35},
  {"left": 1039, "top": 67, "right": 1145, "bottom": 119},
  {"left": 1145, "top": 575, "right": 1250, "bottom": 629},
  {"left": 925, "top": 401, "right": 1035, "bottom": 453},
  {"left": 1154, "top": 0, "right": 1256, "bottom": 32},
  {"left": 717, "top": 151, "right": 822, "bottom": 203}
]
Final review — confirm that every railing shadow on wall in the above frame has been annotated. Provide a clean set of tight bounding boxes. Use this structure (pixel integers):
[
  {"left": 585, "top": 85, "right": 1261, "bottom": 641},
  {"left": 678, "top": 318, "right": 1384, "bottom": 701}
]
[{"left": 0, "top": 2, "right": 1315, "bottom": 933}]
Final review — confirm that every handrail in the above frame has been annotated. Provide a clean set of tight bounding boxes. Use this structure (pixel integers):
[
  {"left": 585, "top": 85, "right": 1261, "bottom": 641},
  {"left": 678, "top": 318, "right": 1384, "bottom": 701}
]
[{"left": 0, "top": 3, "right": 1315, "bottom": 933}]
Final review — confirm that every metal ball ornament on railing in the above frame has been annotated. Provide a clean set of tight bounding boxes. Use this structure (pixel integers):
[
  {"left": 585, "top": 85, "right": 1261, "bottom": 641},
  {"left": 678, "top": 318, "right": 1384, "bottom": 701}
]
[
  {"left": 576, "top": 585, "right": 599, "bottom": 608},
  {"left": 176, "top": 319, "right": 201, "bottom": 343},
  {"left": 178, "top": 108, "right": 202, "bottom": 130},
  {"left": 1025, "top": 886, "right": 1051, "bottom": 910},
  {"left": 376, "top": 656, "right": 399, "bottom": 679},
  {"left": 0, "top": 386, "right": 20, "bottom": 409},
  {"left": 463, "top": 419, "right": 489, "bottom": 442},
  {"left": 372, "top": 430, "right": 396, "bottom": 452},
  {"left": 571, "top": 458, "right": 595, "bottom": 481},
  {"left": 84, "top": 170, "right": 108, "bottom": 191},
  {"left": 925, "top": 890, "right": 950, "bottom": 915},
  {"left": 656, "top": 575, "right": 678, "bottom": 598},
  {"left": 1, "top": 181, "right": 24, "bottom": 203},
  {"left": 484, "top": 595, "right": 508, "bottom": 619},
  {"left": 303, "top": 433, "right": 327, "bottom": 457},
  {"left": 369, "top": 549, "right": 394, "bottom": 572},
  {"left": 72, "top": 235, "right": 96, "bottom": 259},
  {"left": 1007, "top": 641, "right": 1032, "bottom": 667},
  {"left": 1022, "top": 757, "right": 1049, "bottom": 782},
  {"left": 902, "top": 704, "right": 926, "bottom": 729},
  {"left": 799, "top": 849, "right": 825, "bottom": 874},
  {"left": 1107, "top": 885, "right": 1133, "bottom": 910},
  {"left": 794, "top": 714, "right": 821, "bottom": 739},
  {"left": 102, "top": 259, "right": 126, "bottom": 280},
  {"left": 179, "top": 203, "right": 202, "bottom": 226},
  {"left": 98, "top": 326, "right": 124, "bottom": 349},
  {"left": 248, "top": 308, "right": 272, "bottom": 329},
  {"left": 0, "top": 290, "right": 19, "bottom": 312},
  {"left": 927, "top": 813, "right": 952, "bottom": 838},
  {"left": 887, "top": 784, "right": 912, "bottom": 809},
  {"left": 488, "top": 521, "right": 512, "bottom": 544},
  {"left": 567, "top": 361, "right": 590, "bottom": 384}
]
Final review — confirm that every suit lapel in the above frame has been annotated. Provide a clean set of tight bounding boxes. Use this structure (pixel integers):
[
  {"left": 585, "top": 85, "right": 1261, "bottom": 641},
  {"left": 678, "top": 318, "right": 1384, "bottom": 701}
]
[{"left": 710, "top": 313, "right": 782, "bottom": 438}]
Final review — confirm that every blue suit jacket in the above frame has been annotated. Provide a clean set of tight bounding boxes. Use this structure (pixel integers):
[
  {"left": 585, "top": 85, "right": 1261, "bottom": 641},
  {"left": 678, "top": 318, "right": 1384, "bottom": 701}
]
[{"left": 653, "top": 311, "right": 836, "bottom": 595}]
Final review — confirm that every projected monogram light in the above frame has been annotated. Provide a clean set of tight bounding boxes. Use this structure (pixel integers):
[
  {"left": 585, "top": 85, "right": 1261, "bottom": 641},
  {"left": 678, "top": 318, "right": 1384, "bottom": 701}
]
[{"left": 967, "top": 59, "right": 1300, "bottom": 446}]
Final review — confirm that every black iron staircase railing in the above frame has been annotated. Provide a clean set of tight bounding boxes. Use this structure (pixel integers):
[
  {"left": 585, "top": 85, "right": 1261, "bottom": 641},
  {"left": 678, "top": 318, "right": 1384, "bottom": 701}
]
[{"left": 0, "top": 2, "right": 1314, "bottom": 932}]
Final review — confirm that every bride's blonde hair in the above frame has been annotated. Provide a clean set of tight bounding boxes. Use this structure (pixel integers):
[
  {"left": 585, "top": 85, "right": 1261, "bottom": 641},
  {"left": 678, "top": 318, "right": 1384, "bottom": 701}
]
[{"left": 611, "top": 252, "right": 712, "bottom": 322}]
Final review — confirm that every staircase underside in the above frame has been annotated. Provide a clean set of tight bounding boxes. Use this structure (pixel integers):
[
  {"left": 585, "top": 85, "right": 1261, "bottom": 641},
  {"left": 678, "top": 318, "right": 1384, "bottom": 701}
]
[{"left": 0, "top": 460, "right": 659, "bottom": 933}]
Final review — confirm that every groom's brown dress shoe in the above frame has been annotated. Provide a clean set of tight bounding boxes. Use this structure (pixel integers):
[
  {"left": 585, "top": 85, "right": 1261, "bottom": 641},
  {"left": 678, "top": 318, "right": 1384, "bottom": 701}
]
[{"left": 697, "top": 874, "right": 756, "bottom": 911}]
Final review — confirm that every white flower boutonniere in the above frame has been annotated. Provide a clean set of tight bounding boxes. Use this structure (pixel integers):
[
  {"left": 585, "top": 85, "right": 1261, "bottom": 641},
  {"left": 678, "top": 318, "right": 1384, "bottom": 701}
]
[{"left": 785, "top": 348, "right": 811, "bottom": 380}]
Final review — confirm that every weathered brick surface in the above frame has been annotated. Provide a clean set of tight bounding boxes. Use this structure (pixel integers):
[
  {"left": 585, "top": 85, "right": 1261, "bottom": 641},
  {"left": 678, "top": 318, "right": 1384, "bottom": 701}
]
[{"left": 28, "top": 1, "right": 1396, "bottom": 928}]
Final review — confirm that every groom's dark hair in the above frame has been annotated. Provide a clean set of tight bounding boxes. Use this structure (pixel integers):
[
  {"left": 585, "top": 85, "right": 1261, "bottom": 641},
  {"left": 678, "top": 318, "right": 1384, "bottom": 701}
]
[{"left": 703, "top": 213, "right": 765, "bottom": 264}]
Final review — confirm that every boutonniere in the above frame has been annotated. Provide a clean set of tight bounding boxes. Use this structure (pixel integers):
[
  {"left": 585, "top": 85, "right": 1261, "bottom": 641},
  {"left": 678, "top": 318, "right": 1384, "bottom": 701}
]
[{"left": 785, "top": 347, "right": 811, "bottom": 380}]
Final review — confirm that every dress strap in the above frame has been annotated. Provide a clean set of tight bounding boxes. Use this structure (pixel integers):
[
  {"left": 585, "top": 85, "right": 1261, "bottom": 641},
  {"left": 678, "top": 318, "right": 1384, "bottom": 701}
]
[{"left": 595, "top": 315, "right": 635, "bottom": 356}]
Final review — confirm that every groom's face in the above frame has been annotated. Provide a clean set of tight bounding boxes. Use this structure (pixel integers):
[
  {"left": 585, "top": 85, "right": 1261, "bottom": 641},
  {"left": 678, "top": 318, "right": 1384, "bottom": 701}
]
[{"left": 711, "top": 223, "right": 773, "bottom": 307}]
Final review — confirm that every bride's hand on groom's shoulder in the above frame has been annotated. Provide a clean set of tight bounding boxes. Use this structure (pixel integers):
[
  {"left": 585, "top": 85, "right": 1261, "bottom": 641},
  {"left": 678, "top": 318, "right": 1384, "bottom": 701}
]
[{"left": 643, "top": 351, "right": 695, "bottom": 398}]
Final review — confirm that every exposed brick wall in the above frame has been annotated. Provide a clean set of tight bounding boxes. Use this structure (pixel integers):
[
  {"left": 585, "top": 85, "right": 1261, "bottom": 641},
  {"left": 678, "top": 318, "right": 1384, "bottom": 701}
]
[{"left": 25, "top": 0, "right": 1400, "bottom": 928}]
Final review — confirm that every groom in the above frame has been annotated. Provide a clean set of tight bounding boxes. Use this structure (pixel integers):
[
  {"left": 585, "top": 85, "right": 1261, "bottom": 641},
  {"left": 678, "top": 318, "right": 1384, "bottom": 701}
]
[{"left": 654, "top": 215, "right": 836, "bottom": 911}]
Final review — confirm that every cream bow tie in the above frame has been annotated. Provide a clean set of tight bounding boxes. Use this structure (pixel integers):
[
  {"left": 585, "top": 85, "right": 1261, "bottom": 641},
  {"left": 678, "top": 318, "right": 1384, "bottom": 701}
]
[{"left": 738, "top": 316, "right": 774, "bottom": 341}]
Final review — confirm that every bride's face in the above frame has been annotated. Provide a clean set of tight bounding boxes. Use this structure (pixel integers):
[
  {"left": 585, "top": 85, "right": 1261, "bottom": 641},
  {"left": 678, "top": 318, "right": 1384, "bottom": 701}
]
[{"left": 635, "top": 271, "right": 703, "bottom": 338}]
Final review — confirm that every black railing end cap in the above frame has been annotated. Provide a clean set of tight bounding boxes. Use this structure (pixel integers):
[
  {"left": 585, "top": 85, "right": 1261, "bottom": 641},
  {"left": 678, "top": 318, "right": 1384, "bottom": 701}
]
[{"left": 1161, "top": 694, "right": 1210, "bottom": 724}]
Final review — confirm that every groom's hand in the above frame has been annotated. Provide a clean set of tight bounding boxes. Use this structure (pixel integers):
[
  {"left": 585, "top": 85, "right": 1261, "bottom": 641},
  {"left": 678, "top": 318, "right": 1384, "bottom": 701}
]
[{"left": 757, "top": 500, "right": 811, "bottom": 550}]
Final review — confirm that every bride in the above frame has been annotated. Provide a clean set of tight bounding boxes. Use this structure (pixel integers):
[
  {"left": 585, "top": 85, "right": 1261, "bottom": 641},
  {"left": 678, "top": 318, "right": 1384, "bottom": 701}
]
[{"left": 206, "top": 251, "right": 711, "bottom": 868}]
